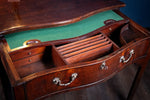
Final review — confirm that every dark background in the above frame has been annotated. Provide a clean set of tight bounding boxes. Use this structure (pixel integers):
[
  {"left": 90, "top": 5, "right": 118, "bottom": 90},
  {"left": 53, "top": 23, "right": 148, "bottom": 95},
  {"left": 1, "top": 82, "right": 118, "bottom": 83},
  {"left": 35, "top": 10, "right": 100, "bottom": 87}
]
[{"left": 120, "top": 0, "right": 150, "bottom": 28}]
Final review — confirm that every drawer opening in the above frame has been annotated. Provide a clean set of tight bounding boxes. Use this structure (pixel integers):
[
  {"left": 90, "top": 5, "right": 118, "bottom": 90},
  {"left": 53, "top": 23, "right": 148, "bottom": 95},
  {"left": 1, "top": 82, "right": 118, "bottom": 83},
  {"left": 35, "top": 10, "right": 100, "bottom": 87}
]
[
  {"left": 9, "top": 33, "right": 120, "bottom": 78},
  {"left": 107, "top": 23, "right": 147, "bottom": 47},
  {"left": 7, "top": 20, "right": 147, "bottom": 78},
  {"left": 52, "top": 33, "right": 119, "bottom": 65},
  {"left": 11, "top": 46, "right": 57, "bottom": 78},
  {"left": 120, "top": 23, "right": 147, "bottom": 45}
]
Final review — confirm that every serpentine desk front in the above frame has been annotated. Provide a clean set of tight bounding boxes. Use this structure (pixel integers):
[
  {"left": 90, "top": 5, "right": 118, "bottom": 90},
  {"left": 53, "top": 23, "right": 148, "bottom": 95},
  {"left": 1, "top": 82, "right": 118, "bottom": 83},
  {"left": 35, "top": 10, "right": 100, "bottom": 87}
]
[{"left": 0, "top": 0, "right": 150, "bottom": 100}]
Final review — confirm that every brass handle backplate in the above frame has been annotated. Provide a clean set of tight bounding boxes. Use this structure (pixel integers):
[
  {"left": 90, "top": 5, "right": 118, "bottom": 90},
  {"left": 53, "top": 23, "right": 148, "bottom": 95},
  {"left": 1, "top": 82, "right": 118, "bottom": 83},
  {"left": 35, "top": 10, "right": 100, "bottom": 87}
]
[
  {"left": 53, "top": 73, "right": 78, "bottom": 86},
  {"left": 120, "top": 49, "right": 134, "bottom": 63}
]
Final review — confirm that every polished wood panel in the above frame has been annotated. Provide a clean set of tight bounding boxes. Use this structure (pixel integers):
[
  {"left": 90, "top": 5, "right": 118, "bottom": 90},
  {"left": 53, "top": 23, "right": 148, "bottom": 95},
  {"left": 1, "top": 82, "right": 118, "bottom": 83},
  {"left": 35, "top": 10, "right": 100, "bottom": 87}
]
[
  {"left": 57, "top": 34, "right": 103, "bottom": 50},
  {"left": 24, "top": 37, "right": 150, "bottom": 100},
  {"left": 1, "top": 17, "right": 149, "bottom": 99},
  {"left": 9, "top": 46, "right": 45, "bottom": 61},
  {"left": 60, "top": 38, "right": 108, "bottom": 55},
  {"left": 8, "top": 0, "right": 20, "bottom": 2},
  {"left": 0, "top": 0, "right": 125, "bottom": 35},
  {"left": 64, "top": 43, "right": 112, "bottom": 64},
  {"left": 14, "top": 85, "right": 25, "bottom": 100},
  {"left": 52, "top": 45, "right": 67, "bottom": 67},
  {"left": 1, "top": 63, "right": 150, "bottom": 100},
  {"left": 13, "top": 53, "right": 43, "bottom": 68},
  {"left": 55, "top": 34, "right": 117, "bottom": 64},
  {"left": 0, "top": 42, "right": 20, "bottom": 86},
  {"left": 0, "top": 0, "right": 150, "bottom": 99},
  {"left": 100, "top": 19, "right": 129, "bottom": 36}
]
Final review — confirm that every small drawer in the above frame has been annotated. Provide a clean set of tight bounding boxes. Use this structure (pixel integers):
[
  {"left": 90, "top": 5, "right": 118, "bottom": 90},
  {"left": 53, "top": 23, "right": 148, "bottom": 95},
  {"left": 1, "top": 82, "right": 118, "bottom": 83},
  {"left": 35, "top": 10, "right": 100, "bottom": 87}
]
[
  {"left": 13, "top": 54, "right": 43, "bottom": 68},
  {"left": 14, "top": 53, "right": 44, "bottom": 77},
  {"left": 9, "top": 46, "right": 45, "bottom": 61}
]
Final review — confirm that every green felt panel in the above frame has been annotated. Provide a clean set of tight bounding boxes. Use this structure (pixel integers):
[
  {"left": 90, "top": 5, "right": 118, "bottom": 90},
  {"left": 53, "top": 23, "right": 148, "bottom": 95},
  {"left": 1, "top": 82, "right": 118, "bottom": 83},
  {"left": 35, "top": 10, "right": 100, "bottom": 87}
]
[{"left": 5, "top": 10, "right": 123, "bottom": 49}]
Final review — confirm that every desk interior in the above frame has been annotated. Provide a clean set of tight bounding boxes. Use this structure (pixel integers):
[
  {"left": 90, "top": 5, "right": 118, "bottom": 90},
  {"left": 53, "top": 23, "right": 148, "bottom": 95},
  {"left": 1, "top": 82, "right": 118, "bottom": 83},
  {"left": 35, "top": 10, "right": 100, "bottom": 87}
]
[
  {"left": 5, "top": 10, "right": 147, "bottom": 78},
  {"left": 5, "top": 10, "right": 123, "bottom": 49}
]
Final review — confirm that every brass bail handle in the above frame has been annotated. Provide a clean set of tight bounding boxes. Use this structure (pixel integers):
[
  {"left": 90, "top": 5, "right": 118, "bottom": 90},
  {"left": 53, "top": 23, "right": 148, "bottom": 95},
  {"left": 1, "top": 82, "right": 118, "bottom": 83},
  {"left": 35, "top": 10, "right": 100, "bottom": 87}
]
[
  {"left": 120, "top": 49, "right": 134, "bottom": 63},
  {"left": 53, "top": 73, "right": 78, "bottom": 86},
  {"left": 100, "top": 61, "right": 108, "bottom": 70}
]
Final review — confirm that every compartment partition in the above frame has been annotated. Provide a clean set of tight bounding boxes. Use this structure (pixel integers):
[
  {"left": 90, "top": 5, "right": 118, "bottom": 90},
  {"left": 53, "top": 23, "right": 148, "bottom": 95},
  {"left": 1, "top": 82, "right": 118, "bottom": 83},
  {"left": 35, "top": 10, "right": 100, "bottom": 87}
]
[
  {"left": 52, "top": 33, "right": 119, "bottom": 66},
  {"left": 7, "top": 33, "right": 120, "bottom": 78}
]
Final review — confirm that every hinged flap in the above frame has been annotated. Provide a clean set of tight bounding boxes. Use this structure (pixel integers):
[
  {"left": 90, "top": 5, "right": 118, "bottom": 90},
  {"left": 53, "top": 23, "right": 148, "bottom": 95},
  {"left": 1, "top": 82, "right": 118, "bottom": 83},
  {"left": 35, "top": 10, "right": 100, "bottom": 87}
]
[{"left": 0, "top": 0, "right": 125, "bottom": 35}]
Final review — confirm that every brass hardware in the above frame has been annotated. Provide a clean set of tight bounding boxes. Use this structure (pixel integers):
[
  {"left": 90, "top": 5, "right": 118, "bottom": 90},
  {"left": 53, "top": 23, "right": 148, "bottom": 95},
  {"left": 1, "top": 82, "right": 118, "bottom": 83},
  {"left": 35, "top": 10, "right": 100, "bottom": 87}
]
[
  {"left": 28, "top": 52, "right": 31, "bottom": 55},
  {"left": 109, "top": 28, "right": 112, "bottom": 31},
  {"left": 100, "top": 61, "right": 108, "bottom": 70},
  {"left": 23, "top": 39, "right": 41, "bottom": 46},
  {"left": 120, "top": 49, "right": 134, "bottom": 63},
  {"left": 53, "top": 73, "right": 78, "bottom": 86},
  {"left": 28, "top": 59, "right": 32, "bottom": 62}
]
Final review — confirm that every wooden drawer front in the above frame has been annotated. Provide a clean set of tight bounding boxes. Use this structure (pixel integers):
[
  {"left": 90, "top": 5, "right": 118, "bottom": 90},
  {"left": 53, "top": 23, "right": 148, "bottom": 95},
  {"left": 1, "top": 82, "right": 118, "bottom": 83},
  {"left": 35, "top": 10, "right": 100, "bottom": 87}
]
[
  {"left": 118, "top": 39, "right": 149, "bottom": 69},
  {"left": 131, "top": 39, "right": 149, "bottom": 59},
  {"left": 25, "top": 58, "right": 120, "bottom": 100},
  {"left": 9, "top": 47, "right": 45, "bottom": 61},
  {"left": 13, "top": 54, "right": 43, "bottom": 68},
  {"left": 25, "top": 39, "right": 149, "bottom": 100}
]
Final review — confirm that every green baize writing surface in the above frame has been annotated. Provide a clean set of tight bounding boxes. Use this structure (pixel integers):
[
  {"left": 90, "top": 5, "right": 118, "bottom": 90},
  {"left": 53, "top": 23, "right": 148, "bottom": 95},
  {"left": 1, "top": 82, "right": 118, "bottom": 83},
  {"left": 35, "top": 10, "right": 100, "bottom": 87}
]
[{"left": 5, "top": 10, "right": 123, "bottom": 49}]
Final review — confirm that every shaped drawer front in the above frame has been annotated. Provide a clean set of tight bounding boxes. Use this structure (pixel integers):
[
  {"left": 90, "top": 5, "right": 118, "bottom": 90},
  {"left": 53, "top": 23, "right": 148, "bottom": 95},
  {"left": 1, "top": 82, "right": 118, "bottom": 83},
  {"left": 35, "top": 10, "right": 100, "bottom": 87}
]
[
  {"left": 25, "top": 56, "right": 120, "bottom": 99},
  {"left": 118, "top": 38, "right": 149, "bottom": 69},
  {"left": 25, "top": 38, "right": 149, "bottom": 100},
  {"left": 9, "top": 47, "right": 45, "bottom": 61}
]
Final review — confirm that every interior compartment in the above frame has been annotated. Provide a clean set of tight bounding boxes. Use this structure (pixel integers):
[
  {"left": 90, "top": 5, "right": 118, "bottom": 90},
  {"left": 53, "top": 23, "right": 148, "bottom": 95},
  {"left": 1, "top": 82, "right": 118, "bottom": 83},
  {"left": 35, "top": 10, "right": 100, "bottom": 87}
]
[
  {"left": 7, "top": 20, "right": 147, "bottom": 78},
  {"left": 120, "top": 24, "right": 147, "bottom": 44},
  {"left": 9, "top": 33, "right": 120, "bottom": 78},
  {"left": 108, "top": 23, "right": 147, "bottom": 47},
  {"left": 10, "top": 46, "right": 56, "bottom": 78},
  {"left": 53, "top": 33, "right": 119, "bottom": 65}
]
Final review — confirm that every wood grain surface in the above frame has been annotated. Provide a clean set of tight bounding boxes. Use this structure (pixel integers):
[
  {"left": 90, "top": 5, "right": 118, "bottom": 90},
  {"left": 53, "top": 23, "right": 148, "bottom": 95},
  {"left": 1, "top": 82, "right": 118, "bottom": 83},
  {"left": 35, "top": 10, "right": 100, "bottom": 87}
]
[
  {"left": 0, "top": 0, "right": 125, "bottom": 35},
  {"left": 1, "top": 62, "right": 150, "bottom": 100}
]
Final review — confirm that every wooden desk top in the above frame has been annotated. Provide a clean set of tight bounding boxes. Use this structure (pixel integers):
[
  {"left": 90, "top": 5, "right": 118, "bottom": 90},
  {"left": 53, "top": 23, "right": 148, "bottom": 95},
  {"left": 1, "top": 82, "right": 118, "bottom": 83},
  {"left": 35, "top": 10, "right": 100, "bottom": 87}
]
[
  {"left": 5, "top": 10, "right": 124, "bottom": 49},
  {"left": 0, "top": 0, "right": 125, "bottom": 35}
]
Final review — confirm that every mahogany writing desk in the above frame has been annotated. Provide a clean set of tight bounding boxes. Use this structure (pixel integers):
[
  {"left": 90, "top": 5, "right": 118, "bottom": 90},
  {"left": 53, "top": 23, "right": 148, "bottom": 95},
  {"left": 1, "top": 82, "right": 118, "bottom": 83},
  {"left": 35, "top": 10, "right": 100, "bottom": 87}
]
[{"left": 0, "top": 0, "right": 150, "bottom": 100}]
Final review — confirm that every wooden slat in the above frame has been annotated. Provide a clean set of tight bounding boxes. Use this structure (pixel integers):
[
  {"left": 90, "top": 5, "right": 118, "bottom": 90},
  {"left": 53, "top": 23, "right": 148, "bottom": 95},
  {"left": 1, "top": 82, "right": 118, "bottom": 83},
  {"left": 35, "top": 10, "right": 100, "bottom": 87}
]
[
  {"left": 65, "top": 43, "right": 112, "bottom": 64},
  {"left": 60, "top": 38, "right": 108, "bottom": 55},
  {"left": 58, "top": 37, "right": 106, "bottom": 53},
  {"left": 55, "top": 34, "right": 114, "bottom": 64},
  {"left": 57, "top": 34, "right": 103, "bottom": 50},
  {"left": 63, "top": 41, "right": 110, "bottom": 58}
]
